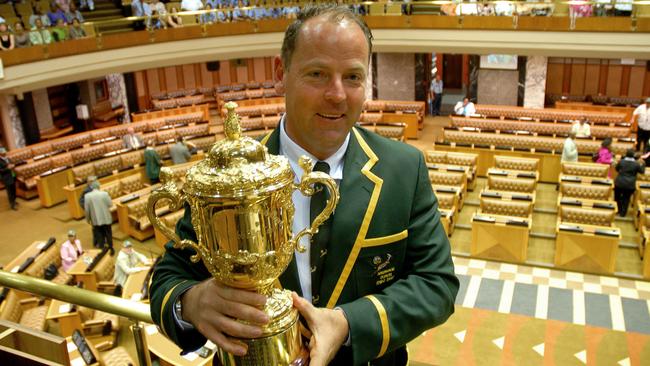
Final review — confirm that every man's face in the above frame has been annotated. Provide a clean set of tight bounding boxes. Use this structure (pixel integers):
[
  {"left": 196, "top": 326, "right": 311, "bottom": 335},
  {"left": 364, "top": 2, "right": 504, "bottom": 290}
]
[
  {"left": 275, "top": 16, "right": 369, "bottom": 160},
  {"left": 463, "top": 98, "right": 469, "bottom": 106}
]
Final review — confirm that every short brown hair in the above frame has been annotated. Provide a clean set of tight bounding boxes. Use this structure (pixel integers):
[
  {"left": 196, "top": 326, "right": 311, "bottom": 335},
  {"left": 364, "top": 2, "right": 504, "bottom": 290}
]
[{"left": 281, "top": 4, "right": 373, "bottom": 70}]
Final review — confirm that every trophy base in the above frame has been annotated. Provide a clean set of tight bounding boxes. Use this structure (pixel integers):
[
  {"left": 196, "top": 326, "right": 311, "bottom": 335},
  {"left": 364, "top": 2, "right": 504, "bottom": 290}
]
[{"left": 216, "top": 289, "right": 305, "bottom": 366}]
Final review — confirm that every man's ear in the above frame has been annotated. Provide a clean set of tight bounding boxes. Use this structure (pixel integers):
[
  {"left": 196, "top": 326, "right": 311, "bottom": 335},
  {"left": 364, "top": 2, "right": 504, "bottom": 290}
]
[{"left": 273, "top": 56, "right": 285, "bottom": 95}]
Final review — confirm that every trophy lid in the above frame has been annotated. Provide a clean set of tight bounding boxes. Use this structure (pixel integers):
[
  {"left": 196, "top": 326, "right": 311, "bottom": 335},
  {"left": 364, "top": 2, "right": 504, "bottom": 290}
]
[{"left": 183, "top": 102, "right": 293, "bottom": 198}]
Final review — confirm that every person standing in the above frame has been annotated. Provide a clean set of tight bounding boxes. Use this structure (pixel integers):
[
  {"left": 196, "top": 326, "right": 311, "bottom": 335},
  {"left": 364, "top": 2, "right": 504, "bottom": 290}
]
[
  {"left": 429, "top": 74, "right": 443, "bottom": 116},
  {"left": 122, "top": 126, "right": 144, "bottom": 150},
  {"left": 614, "top": 149, "right": 645, "bottom": 217},
  {"left": 83, "top": 181, "right": 113, "bottom": 251},
  {"left": 60, "top": 230, "right": 84, "bottom": 272},
  {"left": 150, "top": 5, "right": 458, "bottom": 365},
  {"left": 561, "top": 131, "right": 579, "bottom": 163},
  {"left": 78, "top": 175, "right": 97, "bottom": 211},
  {"left": 144, "top": 141, "right": 162, "bottom": 184},
  {"left": 571, "top": 118, "right": 591, "bottom": 138},
  {"left": 633, "top": 98, "right": 650, "bottom": 151},
  {"left": 0, "top": 147, "right": 17, "bottom": 210},
  {"left": 169, "top": 137, "right": 192, "bottom": 165}
]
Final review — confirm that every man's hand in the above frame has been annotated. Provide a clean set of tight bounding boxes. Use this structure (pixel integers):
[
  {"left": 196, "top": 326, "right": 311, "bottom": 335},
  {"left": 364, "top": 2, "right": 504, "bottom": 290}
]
[
  {"left": 181, "top": 278, "right": 269, "bottom": 356},
  {"left": 292, "top": 292, "right": 349, "bottom": 366}
]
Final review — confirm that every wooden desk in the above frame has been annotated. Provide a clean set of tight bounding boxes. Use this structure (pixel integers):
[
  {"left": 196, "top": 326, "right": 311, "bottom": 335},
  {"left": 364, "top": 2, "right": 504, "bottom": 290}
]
[
  {"left": 3, "top": 240, "right": 47, "bottom": 273},
  {"left": 66, "top": 250, "right": 101, "bottom": 291},
  {"left": 47, "top": 300, "right": 82, "bottom": 338},
  {"left": 471, "top": 214, "right": 531, "bottom": 263},
  {"left": 555, "top": 223, "right": 620, "bottom": 274},
  {"left": 145, "top": 324, "right": 214, "bottom": 366},
  {"left": 122, "top": 266, "right": 151, "bottom": 301},
  {"left": 37, "top": 168, "right": 75, "bottom": 208},
  {"left": 382, "top": 112, "right": 419, "bottom": 139}
]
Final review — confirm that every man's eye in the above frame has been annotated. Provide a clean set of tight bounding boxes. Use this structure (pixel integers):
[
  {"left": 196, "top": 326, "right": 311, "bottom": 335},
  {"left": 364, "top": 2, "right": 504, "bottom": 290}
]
[
  {"left": 347, "top": 74, "right": 363, "bottom": 82},
  {"left": 308, "top": 71, "right": 323, "bottom": 78}
]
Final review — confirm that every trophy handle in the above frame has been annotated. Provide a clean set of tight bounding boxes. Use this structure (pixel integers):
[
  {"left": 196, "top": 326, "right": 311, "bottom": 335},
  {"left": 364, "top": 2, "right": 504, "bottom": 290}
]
[
  {"left": 147, "top": 167, "right": 203, "bottom": 262},
  {"left": 291, "top": 156, "right": 340, "bottom": 253}
]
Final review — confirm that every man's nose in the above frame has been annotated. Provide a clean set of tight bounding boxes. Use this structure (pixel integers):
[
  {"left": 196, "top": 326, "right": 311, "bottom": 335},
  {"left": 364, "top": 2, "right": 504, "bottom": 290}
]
[{"left": 324, "top": 77, "right": 346, "bottom": 104}]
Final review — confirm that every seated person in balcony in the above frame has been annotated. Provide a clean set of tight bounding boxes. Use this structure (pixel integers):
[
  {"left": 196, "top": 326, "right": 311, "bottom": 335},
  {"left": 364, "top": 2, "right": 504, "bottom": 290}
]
[
  {"left": 454, "top": 97, "right": 476, "bottom": 116},
  {"left": 29, "top": 18, "right": 52, "bottom": 45},
  {"left": 571, "top": 118, "right": 591, "bottom": 138},
  {"left": 216, "top": 5, "right": 230, "bottom": 23},
  {"left": 51, "top": 18, "right": 69, "bottom": 42},
  {"left": 614, "top": 0, "right": 632, "bottom": 16},
  {"left": 167, "top": 7, "right": 184, "bottom": 28},
  {"left": 13, "top": 21, "right": 31, "bottom": 48},
  {"left": 132, "top": 0, "right": 145, "bottom": 17},
  {"left": 47, "top": 3, "right": 67, "bottom": 26},
  {"left": 284, "top": 3, "right": 300, "bottom": 19},
  {"left": 267, "top": 0, "right": 282, "bottom": 19},
  {"left": 80, "top": 0, "right": 95, "bottom": 12},
  {"left": 84, "top": 181, "right": 113, "bottom": 251},
  {"left": 61, "top": 230, "right": 84, "bottom": 272},
  {"left": 149, "top": 9, "right": 166, "bottom": 29},
  {"left": 69, "top": 18, "right": 87, "bottom": 40},
  {"left": 30, "top": 5, "right": 51, "bottom": 29},
  {"left": 144, "top": 140, "right": 162, "bottom": 184},
  {"left": 231, "top": 0, "right": 250, "bottom": 21},
  {"left": 122, "top": 127, "right": 144, "bottom": 150},
  {"left": 65, "top": 2, "right": 84, "bottom": 24},
  {"left": 153, "top": 0, "right": 167, "bottom": 17},
  {"left": 614, "top": 149, "right": 645, "bottom": 217},
  {"left": 170, "top": 137, "right": 192, "bottom": 164},
  {"left": 561, "top": 131, "right": 578, "bottom": 163},
  {"left": 633, "top": 98, "right": 650, "bottom": 151},
  {"left": 0, "top": 23, "right": 15, "bottom": 51},
  {"left": 200, "top": 4, "right": 218, "bottom": 24},
  {"left": 114, "top": 241, "right": 150, "bottom": 289},
  {"left": 249, "top": 0, "right": 269, "bottom": 20}
]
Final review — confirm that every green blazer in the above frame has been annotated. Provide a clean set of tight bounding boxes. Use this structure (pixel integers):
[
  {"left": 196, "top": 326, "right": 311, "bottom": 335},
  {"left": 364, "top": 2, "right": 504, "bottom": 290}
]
[
  {"left": 149, "top": 126, "right": 459, "bottom": 365},
  {"left": 144, "top": 147, "right": 162, "bottom": 181}
]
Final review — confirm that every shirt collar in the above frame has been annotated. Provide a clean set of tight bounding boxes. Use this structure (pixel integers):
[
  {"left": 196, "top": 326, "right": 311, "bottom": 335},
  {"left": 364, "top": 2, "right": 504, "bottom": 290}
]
[{"left": 278, "top": 114, "right": 349, "bottom": 181}]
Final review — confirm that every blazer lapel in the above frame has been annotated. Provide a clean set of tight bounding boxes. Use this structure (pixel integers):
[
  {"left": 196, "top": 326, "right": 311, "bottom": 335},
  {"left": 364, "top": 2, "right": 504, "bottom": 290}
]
[
  {"left": 320, "top": 127, "right": 379, "bottom": 308},
  {"left": 263, "top": 128, "right": 303, "bottom": 296}
]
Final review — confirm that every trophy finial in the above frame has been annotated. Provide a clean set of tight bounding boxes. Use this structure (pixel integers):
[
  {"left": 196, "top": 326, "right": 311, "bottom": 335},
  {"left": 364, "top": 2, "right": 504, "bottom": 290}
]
[{"left": 224, "top": 101, "right": 241, "bottom": 140}]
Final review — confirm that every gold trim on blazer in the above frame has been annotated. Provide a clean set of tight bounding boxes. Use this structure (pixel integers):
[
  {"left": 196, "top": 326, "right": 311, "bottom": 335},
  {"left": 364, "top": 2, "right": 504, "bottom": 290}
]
[
  {"left": 363, "top": 230, "right": 408, "bottom": 248},
  {"left": 365, "top": 295, "right": 390, "bottom": 358},
  {"left": 260, "top": 132, "right": 272, "bottom": 146},
  {"left": 160, "top": 280, "right": 188, "bottom": 336},
  {"left": 326, "top": 127, "right": 383, "bottom": 308}
]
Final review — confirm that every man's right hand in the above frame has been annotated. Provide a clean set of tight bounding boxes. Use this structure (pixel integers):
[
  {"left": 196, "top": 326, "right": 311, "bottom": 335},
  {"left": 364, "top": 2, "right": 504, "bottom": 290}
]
[{"left": 181, "top": 278, "right": 270, "bottom": 356}]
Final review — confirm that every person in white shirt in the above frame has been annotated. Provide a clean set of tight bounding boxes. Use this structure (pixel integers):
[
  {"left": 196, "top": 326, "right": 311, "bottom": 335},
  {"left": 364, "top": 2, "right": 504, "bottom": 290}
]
[
  {"left": 633, "top": 98, "right": 650, "bottom": 151},
  {"left": 562, "top": 131, "right": 579, "bottom": 162},
  {"left": 454, "top": 97, "right": 476, "bottom": 116},
  {"left": 122, "top": 126, "right": 143, "bottom": 150},
  {"left": 60, "top": 230, "right": 84, "bottom": 272},
  {"left": 571, "top": 119, "right": 591, "bottom": 138},
  {"left": 113, "top": 240, "right": 150, "bottom": 288},
  {"left": 181, "top": 0, "right": 203, "bottom": 12}
]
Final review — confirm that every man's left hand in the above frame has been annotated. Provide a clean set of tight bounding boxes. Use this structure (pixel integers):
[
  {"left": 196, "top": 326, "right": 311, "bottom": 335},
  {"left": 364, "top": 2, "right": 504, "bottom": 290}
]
[{"left": 291, "top": 292, "right": 349, "bottom": 366}]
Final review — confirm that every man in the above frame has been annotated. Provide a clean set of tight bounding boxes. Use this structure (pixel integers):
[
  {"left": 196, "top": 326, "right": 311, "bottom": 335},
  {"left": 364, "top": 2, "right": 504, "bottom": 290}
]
[
  {"left": 429, "top": 74, "right": 443, "bottom": 116},
  {"left": 150, "top": 5, "right": 458, "bottom": 366},
  {"left": 114, "top": 240, "right": 150, "bottom": 288},
  {"left": 570, "top": 118, "right": 591, "bottom": 138},
  {"left": 633, "top": 98, "right": 650, "bottom": 151},
  {"left": 61, "top": 230, "right": 84, "bottom": 272},
  {"left": 562, "top": 131, "right": 579, "bottom": 162},
  {"left": 123, "top": 127, "right": 144, "bottom": 150},
  {"left": 144, "top": 141, "right": 162, "bottom": 184},
  {"left": 0, "top": 147, "right": 17, "bottom": 210},
  {"left": 78, "top": 175, "right": 98, "bottom": 212},
  {"left": 83, "top": 181, "right": 113, "bottom": 251},
  {"left": 169, "top": 137, "right": 192, "bottom": 165},
  {"left": 454, "top": 97, "right": 476, "bottom": 116}
]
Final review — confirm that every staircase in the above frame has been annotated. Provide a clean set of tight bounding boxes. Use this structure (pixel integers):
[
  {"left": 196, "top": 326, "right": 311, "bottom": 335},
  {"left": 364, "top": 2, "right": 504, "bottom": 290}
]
[{"left": 82, "top": 0, "right": 133, "bottom": 35}]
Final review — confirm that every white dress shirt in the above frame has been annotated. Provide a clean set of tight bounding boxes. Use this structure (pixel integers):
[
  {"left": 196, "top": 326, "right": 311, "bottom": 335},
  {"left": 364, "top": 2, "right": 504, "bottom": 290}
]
[
  {"left": 634, "top": 104, "right": 650, "bottom": 131},
  {"left": 278, "top": 115, "right": 349, "bottom": 302},
  {"left": 571, "top": 122, "right": 591, "bottom": 138}
]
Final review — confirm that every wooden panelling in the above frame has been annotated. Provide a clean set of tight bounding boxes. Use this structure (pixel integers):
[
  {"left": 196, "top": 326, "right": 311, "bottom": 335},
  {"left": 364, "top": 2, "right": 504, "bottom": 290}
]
[
  {"left": 562, "top": 63, "right": 572, "bottom": 94},
  {"left": 606, "top": 65, "right": 622, "bottom": 96},
  {"left": 628, "top": 66, "right": 645, "bottom": 98},
  {"left": 236, "top": 65, "right": 248, "bottom": 83},
  {"left": 183, "top": 64, "right": 195, "bottom": 89},
  {"left": 546, "top": 63, "right": 564, "bottom": 95},
  {"left": 157, "top": 68, "right": 166, "bottom": 92},
  {"left": 598, "top": 62, "right": 609, "bottom": 95},
  {"left": 620, "top": 65, "right": 631, "bottom": 96},
  {"left": 253, "top": 58, "right": 266, "bottom": 83},
  {"left": 569, "top": 61, "right": 586, "bottom": 96},
  {"left": 219, "top": 60, "right": 231, "bottom": 85},
  {"left": 164, "top": 67, "right": 178, "bottom": 91},
  {"left": 145, "top": 69, "right": 161, "bottom": 96},
  {"left": 199, "top": 63, "right": 212, "bottom": 87},
  {"left": 645, "top": 69, "right": 650, "bottom": 98},
  {"left": 265, "top": 57, "right": 274, "bottom": 81},
  {"left": 584, "top": 64, "right": 600, "bottom": 96}
]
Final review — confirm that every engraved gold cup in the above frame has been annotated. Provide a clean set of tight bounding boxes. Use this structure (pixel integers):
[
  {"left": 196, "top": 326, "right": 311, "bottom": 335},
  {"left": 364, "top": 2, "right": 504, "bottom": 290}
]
[{"left": 147, "top": 102, "right": 339, "bottom": 366}]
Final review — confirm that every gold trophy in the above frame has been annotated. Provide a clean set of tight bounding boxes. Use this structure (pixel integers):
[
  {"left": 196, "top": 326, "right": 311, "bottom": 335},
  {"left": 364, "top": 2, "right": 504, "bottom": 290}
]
[{"left": 148, "top": 102, "right": 339, "bottom": 366}]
